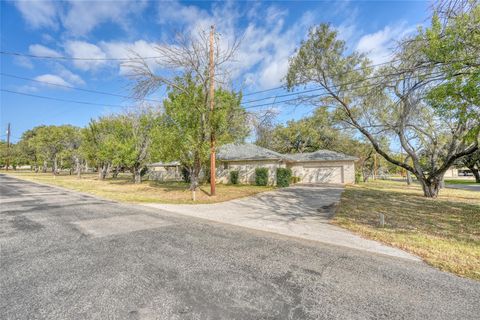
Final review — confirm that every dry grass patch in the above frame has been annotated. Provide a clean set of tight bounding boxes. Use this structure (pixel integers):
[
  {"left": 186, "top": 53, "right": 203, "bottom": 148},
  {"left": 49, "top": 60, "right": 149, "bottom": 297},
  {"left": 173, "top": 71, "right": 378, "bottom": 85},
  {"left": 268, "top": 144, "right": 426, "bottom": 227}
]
[
  {"left": 2, "top": 171, "right": 274, "bottom": 204},
  {"left": 333, "top": 180, "right": 480, "bottom": 280}
]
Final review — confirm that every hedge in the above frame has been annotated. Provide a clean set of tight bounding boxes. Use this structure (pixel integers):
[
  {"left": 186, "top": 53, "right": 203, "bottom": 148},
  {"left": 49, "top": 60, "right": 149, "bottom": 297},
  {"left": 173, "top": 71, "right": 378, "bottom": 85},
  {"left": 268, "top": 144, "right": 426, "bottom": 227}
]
[
  {"left": 255, "top": 167, "right": 269, "bottom": 186},
  {"left": 230, "top": 170, "right": 239, "bottom": 184},
  {"left": 276, "top": 168, "right": 292, "bottom": 187}
]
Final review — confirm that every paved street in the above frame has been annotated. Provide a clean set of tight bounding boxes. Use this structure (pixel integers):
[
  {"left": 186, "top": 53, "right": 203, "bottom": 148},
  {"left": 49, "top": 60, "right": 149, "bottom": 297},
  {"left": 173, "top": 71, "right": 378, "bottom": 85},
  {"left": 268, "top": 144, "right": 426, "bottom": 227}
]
[
  {"left": 1, "top": 174, "right": 479, "bottom": 319},
  {"left": 446, "top": 183, "right": 480, "bottom": 192}
]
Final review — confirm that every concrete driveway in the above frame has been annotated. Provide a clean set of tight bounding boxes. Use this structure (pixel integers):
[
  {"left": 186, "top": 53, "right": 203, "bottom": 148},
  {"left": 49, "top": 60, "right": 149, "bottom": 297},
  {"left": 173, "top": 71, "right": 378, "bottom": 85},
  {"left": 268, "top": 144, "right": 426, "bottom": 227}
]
[{"left": 144, "top": 184, "right": 418, "bottom": 260}]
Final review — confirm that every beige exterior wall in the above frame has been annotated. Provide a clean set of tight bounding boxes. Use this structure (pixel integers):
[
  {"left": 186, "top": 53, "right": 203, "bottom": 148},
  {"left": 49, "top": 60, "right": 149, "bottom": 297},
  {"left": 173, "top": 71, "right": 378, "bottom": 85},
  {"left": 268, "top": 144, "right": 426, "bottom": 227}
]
[
  {"left": 217, "top": 159, "right": 355, "bottom": 185},
  {"left": 148, "top": 166, "right": 183, "bottom": 182},
  {"left": 287, "top": 160, "right": 355, "bottom": 184},
  {"left": 217, "top": 160, "right": 285, "bottom": 185},
  {"left": 443, "top": 167, "right": 459, "bottom": 178}
]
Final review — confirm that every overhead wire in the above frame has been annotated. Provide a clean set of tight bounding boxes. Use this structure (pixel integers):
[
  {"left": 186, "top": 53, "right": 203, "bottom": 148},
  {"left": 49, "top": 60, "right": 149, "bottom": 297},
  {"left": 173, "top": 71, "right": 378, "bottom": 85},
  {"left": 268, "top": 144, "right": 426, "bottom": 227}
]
[
  {"left": 0, "top": 50, "right": 162, "bottom": 61},
  {"left": 1, "top": 89, "right": 129, "bottom": 108},
  {"left": 0, "top": 73, "right": 162, "bottom": 103}
]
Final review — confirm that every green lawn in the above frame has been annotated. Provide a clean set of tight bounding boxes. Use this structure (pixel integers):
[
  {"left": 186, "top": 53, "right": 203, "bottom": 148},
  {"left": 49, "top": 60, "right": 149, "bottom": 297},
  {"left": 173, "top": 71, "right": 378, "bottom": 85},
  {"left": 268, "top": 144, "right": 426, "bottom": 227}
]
[
  {"left": 445, "top": 179, "right": 478, "bottom": 185},
  {"left": 1, "top": 171, "right": 274, "bottom": 204},
  {"left": 333, "top": 180, "right": 480, "bottom": 280}
]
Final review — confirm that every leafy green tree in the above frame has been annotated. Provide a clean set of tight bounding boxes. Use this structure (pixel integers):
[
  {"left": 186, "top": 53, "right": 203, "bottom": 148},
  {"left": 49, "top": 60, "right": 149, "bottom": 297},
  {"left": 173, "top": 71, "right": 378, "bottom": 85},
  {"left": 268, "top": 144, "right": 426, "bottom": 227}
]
[
  {"left": 127, "top": 28, "right": 242, "bottom": 196},
  {"left": 161, "top": 75, "right": 248, "bottom": 191},
  {"left": 458, "top": 150, "right": 480, "bottom": 182},
  {"left": 286, "top": 23, "right": 478, "bottom": 197},
  {"left": 81, "top": 116, "right": 124, "bottom": 180},
  {"left": 23, "top": 125, "right": 80, "bottom": 175},
  {"left": 419, "top": 4, "right": 480, "bottom": 139},
  {"left": 0, "top": 140, "right": 10, "bottom": 168}
]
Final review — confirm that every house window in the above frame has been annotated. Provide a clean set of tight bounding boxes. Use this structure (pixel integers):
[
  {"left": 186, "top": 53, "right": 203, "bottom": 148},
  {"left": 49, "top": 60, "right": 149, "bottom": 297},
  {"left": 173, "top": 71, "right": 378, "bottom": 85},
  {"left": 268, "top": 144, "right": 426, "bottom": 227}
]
[{"left": 223, "top": 162, "right": 229, "bottom": 170}]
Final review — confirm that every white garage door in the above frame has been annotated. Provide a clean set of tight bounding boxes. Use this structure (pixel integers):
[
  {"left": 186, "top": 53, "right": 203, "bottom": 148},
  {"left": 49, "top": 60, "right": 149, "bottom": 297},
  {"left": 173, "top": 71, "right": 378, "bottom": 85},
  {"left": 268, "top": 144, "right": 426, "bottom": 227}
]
[{"left": 300, "top": 166, "right": 343, "bottom": 184}]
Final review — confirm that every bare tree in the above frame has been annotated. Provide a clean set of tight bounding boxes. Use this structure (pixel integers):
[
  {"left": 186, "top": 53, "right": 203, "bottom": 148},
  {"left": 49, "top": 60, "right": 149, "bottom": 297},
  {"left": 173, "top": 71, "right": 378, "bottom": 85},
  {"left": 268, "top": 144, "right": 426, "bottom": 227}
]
[{"left": 125, "top": 29, "right": 240, "bottom": 193}]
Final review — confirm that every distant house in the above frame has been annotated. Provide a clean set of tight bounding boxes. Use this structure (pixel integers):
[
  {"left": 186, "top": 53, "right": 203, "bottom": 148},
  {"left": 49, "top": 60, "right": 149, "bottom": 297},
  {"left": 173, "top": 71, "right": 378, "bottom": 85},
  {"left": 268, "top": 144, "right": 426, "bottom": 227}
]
[
  {"left": 148, "top": 143, "right": 358, "bottom": 185},
  {"left": 216, "top": 143, "right": 358, "bottom": 185},
  {"left": 147, "top": 161, "right": 182, "bottom": 182}
]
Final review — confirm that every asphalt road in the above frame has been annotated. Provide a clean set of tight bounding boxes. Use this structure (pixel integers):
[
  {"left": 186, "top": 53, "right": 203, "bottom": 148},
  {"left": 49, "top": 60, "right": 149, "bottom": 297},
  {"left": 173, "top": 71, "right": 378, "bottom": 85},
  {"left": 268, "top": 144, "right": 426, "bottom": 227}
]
[{"left": 1, "top": 174, "right": 479, "bottom": 320}]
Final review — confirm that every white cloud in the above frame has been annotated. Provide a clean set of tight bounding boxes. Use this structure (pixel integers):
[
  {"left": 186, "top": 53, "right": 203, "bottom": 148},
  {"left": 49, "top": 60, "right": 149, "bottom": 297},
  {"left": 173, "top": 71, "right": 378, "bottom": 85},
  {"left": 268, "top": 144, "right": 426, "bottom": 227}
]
[
  {"left": 55, "top": 66, "right": 85, "bottom": 86},
  {"left": 14, "top": 0, "right": 147, "bottom": 36},
  {"left": 17, "top": 84, "right": 39, "bottom": 93},
  {"left": 34, "top": 74, "right": 71, "bottom": 87},
  {"left": 14, "top": 0, "right": 58, "bottom": 29},
  {"left": 356, "top": 22, "right": 415, "bottom": 64},
  {"left": 29, "top": 44, "right": 62, "bottom": 57},
  {"left": 155, "top": 1, "right": 315, "bottom": 89},
  {"left": 61, "top": 0, "right": 147, "bottom": 36},
  {"left": 13, "top": 56, "right": 33, "bottom": 69},
  {"left": 64, "top": 41, "right": 107, "bottom": 71},
  {"left": 99, "top": 40, "right": 159, "bottom": 74}
]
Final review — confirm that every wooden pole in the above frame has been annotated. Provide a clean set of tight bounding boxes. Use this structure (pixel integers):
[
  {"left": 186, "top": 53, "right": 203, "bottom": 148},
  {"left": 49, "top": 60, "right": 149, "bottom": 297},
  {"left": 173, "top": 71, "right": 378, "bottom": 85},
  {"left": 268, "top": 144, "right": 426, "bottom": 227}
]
[
  {"left": 6, "top": 123, "right": 10, "bottom": 171},
  {"left": 209, "top": 25, "right": 216, "bottom": 196}
]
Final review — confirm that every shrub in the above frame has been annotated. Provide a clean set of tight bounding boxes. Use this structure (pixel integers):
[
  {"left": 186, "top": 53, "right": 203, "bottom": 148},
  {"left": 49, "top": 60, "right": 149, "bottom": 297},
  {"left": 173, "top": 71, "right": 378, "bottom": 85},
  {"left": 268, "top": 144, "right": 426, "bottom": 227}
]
[
  {"left": 255, "top": 167, "right": 269, "bottom": 186},
  {"left": 291, "top": 176, "right": 301, "bottom": 184},
  {"left": 230, "top": 170, "right": 239, "bottom": 184},
  {"left": 277, "top": 168, "right": 292, "bottom": 187},
  {"left": 355, "top": 172, "right": 362, "bottom": 184}
]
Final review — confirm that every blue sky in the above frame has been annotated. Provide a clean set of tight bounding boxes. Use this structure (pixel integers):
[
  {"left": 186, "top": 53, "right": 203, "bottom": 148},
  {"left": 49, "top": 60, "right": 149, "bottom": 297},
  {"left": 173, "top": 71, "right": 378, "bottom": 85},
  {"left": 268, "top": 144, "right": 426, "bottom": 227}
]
[{"left": 0, "top": 0, "right": 430, "bottom": 142}]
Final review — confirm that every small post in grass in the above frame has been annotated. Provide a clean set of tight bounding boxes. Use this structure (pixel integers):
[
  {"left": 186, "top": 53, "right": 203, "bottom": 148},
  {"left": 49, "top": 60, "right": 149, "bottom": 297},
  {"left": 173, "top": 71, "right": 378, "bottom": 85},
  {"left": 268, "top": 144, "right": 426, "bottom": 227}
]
[{"left": 379, "top": 213, "right": 385, "bottom": 228}]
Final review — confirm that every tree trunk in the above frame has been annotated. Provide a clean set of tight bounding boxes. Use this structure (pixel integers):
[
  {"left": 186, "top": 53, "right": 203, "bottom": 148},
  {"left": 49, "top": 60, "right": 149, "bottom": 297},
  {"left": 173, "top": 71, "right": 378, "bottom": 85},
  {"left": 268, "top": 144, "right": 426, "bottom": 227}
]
[
  {"left": 406, "top": 171, "right": 412, "bottom": 185},
  {"left": 190, "top": 154, "right": 201, "bottom": 192},
  {"left": 99, "top": 163, "right": 109, "bottom": 180},
  {"left": 133, "top": 166, "right": 142, "bottom": 184},
  {"left": 418, "top": 177, "right": 441, "bottom": 198},
  {"left": 112, "top": 167, "right": 119, "bottom": 179},
  {"left": 53, "top": 157, "right": 58, "bottom": 175},
  {"left": 467, "top": 165, "right": 480, "bottom": 183},
  {"left": 75, "top": 158, "right": 81, "bottom": 179}
]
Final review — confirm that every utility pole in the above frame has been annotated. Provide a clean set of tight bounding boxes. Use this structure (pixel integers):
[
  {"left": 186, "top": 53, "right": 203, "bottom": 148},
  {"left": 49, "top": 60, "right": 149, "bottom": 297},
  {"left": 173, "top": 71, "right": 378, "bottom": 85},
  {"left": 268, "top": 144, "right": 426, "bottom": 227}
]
[
  {"left": 209, "top": 25, "right": 216, "bottom": 196},
  {"left": 6, "top": 123, "right": 10, "bottom": 171}
]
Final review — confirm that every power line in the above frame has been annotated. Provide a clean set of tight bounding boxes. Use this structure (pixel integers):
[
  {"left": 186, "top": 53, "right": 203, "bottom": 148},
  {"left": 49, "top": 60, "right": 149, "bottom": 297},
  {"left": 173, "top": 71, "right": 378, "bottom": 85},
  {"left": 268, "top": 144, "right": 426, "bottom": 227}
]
[
  {"left": 0, "top": 50, "right": 161, "bottom": 61},
  {"left": 240, "top": 56, "right": 476, "bottom": 99},
  {"left": 241, "top": 58, "right": 404, "bottom": 98},
  {"left": 242, "top": 67, "right": 412, "bottom": 104},
  {"left": 1, "top": 89, "right": 129, "bottom": 108},
  {"left": 243, "top": 70, "right": 447, "bottom": 110},
  {"left": 0, "top": 73, "right": 162, "bottom": 103}
]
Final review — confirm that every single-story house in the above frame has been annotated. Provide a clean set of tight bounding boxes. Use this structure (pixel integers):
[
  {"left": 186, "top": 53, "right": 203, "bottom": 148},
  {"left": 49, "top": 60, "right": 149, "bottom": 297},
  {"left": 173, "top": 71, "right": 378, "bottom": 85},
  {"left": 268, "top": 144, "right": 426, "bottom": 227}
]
[
  {"left": 147, "top": 161, "right": 183, "bottom": 181},
  {"left": 148, "top": 143, "right": 358, "bottom": 185},
  {"left": 216, "top": 143, "right": 357, "bottom": 184}
]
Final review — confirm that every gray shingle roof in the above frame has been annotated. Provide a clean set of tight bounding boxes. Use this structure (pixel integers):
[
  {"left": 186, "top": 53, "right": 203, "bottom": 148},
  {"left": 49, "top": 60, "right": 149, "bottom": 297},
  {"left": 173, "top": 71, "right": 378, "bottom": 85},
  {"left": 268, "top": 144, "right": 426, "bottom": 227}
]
[
  {"left": 218, "top": 143, "right": 357, "bottom": 162},
  {"left": 148, "top": 161, "right": 181, "bottom": 167},
  {"left": 285, "top": 150, "right": 358, "bottom": 162},
  {"left": 217, "top": 143, "right": 284, "bottom": 161}
]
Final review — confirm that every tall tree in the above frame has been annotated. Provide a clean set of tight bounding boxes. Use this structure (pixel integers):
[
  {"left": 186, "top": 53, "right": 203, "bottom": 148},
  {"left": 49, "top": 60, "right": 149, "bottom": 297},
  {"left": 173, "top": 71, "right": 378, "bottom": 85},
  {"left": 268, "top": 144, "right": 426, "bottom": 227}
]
[
  {"left": 420, "top": 2, "right": 480, "bottom": 140},
  {"left": 161, "top": 75, "right": 248, "bottom": 191},
  {"left": 286, "top": 22, "right": 478, "bottom": 197},
  {"left": 27, "top": 125, "right": 80, "bottom": 175},
  {"left": 126, "top": 29, "right": 240, "bottom": 193},
  {"left": 458, "top": 150, "right": 480, "bottom": 182}
]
